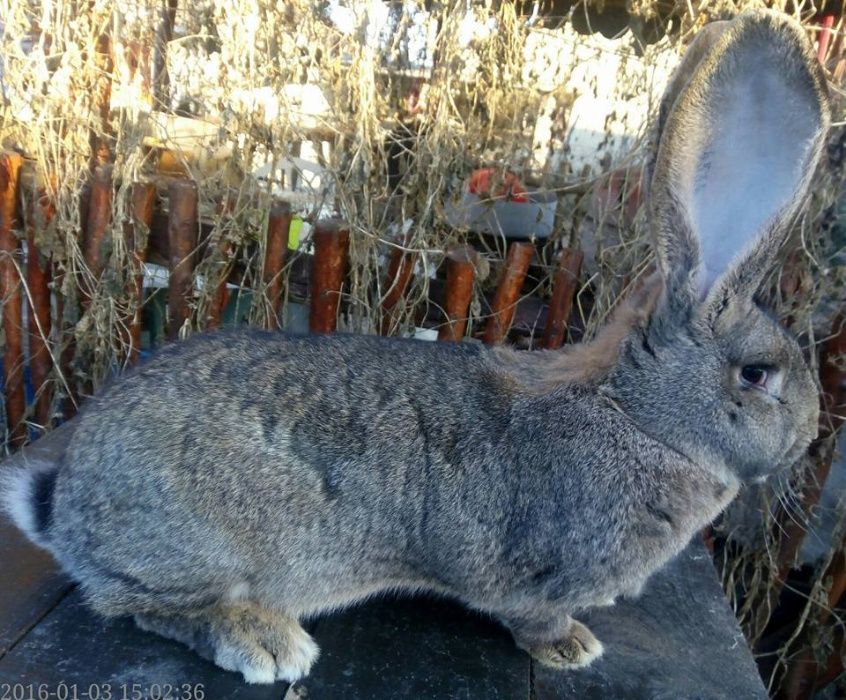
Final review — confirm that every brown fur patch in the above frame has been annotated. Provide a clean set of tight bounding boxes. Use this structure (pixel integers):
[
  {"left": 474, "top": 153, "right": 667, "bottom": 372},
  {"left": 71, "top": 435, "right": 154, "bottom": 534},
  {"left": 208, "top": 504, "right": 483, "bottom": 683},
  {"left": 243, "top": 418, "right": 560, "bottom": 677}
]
[{"left": 492, "top": 272, "right": 663, "bottom": 394}]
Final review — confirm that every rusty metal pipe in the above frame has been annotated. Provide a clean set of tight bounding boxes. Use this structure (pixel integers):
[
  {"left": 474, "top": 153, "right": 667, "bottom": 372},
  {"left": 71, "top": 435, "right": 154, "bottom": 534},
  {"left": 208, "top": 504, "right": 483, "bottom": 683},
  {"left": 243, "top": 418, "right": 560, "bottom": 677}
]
[
  {"left": 205, "top": 196, "right": 237, "bottom": 331},
  {"left": 89, "top": 32, "right": 114, "bottom": 168}
]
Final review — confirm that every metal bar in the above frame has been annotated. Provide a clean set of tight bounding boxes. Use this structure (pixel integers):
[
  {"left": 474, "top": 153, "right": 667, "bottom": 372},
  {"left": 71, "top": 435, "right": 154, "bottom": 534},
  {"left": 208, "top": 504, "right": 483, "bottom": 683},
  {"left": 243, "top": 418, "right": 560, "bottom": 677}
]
[
  {"left": 89, "top": 32, "right": 114, "bottom": 168},
  {"left": 483, "top": 242, "right": 534, "bottom": 345},
  {"left": 153, "top": 0, "right": 179, "bottom": 109},
  {"left": 53, "top": 260, "right": 76, "bottom": 420}
]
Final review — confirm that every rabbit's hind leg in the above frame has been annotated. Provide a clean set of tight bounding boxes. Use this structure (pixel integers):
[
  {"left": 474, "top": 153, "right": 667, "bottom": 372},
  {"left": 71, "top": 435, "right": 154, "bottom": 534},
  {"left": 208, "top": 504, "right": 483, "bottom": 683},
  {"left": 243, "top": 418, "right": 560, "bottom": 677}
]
[
  {"left": 135, "top": 602, "right": 319, "bottom": 685},
  {"left": 523, "top": 618, "right": 603, "bottom": 670},
  {"left": 503, "top": 610, "right": 603, "bottom": 670}
]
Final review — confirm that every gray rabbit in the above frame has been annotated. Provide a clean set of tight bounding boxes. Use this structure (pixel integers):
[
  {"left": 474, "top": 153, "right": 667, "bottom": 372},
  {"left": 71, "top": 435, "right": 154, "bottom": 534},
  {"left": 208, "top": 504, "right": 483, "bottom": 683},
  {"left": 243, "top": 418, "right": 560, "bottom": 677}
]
[{"left": 2, "top": 10, "right": 829, "bottom": 684}]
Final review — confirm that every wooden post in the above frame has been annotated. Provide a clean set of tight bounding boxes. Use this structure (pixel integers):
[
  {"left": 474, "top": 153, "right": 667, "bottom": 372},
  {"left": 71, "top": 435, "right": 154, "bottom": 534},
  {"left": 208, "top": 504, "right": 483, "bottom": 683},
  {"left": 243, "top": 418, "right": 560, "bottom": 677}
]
[
  {"left": 262, "top": 201, "right": 291, "bottom": 330},
  {"left": 542, "top": 248, "right": 583, "bottom": 349},
  {"left": 205, "top": 244, "right": 231, "bottom": 330},
  {"left": 437, "top": 245, "right": 477, "bottom": 342},
  {"left": 379, "top": 242, "right": 414, "bottom": 336},
  {"left": 309, "top": 219, "right": 349, "bottom": 334},
  {"left": 124, "top": 181, "right": 156, "bottom": 363},
  {"left": 205, "top": 196, "right": 236, "bottom": 330},
  {"left": 90, "top": 32, "right": 114, "bottom": 168},
  {"left": 0, "top": 152, "right": 25, "bottom": 447},
  {"left": 26, "top": 179, "right": 56, "bottom": 432},
  {"left": 167, "top": 180, "right": 198, "bottom": 341},
  {"left": 483, "top": 242, "right": 534, "bottom": 345},
  {"left": 82, "top": 164, "right": 113, "bottom": 299}
]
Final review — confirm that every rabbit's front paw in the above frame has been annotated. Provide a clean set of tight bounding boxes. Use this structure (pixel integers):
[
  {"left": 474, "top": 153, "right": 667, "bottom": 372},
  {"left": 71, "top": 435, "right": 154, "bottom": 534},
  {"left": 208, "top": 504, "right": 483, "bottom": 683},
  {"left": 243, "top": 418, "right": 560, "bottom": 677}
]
[
  {"left": 528, "top": 620, "right": 603, "bottom": 670},
  {"left": 210, "top": 603, "right": 319, "bottom": 684}
]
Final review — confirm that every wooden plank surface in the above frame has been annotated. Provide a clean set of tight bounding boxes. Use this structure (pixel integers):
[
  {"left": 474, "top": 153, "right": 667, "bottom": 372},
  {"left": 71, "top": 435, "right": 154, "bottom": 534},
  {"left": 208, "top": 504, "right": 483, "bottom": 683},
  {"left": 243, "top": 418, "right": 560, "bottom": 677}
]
[
  {"left": 0, "top": 589, "right": 288, "bottom": 699},
  {"left": 0, "top": 541, "right": 768, "bottom": 700},
  {"left": 0, "top": 518, "right": 71, "bottom": 657},
  {"left": 533, "top": 543, "right": 768, "bottom": 700},
  {"left": 0, "top": 421, "right": 78, "bottom": 656},
  {"left": 293, "top": 596, "right": 530, "bottom": 700}
]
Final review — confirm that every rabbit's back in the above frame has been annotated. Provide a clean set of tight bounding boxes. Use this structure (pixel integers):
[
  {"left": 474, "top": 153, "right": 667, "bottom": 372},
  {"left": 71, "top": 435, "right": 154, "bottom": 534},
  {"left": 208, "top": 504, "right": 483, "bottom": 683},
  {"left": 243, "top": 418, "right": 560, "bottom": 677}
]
[{"left": 48, "top": 331, "right": 529, "bottom": 613}]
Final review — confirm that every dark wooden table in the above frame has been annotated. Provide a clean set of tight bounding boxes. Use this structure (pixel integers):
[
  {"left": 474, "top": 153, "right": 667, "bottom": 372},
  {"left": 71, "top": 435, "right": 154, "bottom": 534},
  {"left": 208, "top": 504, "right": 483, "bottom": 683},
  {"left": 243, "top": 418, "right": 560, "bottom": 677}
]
[{"left": 0, "top": 424, "right": 767, "bottom": 700}]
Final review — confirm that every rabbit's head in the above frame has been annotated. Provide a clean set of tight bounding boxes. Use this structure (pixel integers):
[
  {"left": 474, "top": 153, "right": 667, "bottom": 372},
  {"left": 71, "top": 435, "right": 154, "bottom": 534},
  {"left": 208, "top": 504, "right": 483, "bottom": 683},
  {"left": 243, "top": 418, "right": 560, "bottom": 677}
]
[{"left": 608, "top": 10, "right": 829, "bottom": 484}]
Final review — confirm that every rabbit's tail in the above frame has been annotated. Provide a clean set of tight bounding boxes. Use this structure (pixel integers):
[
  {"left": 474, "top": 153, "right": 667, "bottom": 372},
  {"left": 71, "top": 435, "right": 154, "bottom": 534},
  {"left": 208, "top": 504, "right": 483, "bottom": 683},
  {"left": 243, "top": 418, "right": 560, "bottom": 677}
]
[{"left": 2, "top": 462, "right": 58, "bottom": 548}]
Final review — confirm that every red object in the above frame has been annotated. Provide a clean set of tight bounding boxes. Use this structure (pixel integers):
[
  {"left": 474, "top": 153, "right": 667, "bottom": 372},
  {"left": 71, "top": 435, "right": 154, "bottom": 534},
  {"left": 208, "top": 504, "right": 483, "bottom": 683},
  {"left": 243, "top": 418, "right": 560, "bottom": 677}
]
[
  {"left": 468, "top": 168, "right": 529, "bottom": 203},
  {"left": 817, "top": 13, "right": 835, "bottom": 64}
]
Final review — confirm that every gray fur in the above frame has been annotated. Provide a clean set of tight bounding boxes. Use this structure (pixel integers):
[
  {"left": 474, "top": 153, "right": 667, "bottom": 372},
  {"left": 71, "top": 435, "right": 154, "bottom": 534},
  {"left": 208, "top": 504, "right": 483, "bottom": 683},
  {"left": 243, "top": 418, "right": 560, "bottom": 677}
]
[{"left": 1, "top": 10, "right": 828, "bottom": 684}]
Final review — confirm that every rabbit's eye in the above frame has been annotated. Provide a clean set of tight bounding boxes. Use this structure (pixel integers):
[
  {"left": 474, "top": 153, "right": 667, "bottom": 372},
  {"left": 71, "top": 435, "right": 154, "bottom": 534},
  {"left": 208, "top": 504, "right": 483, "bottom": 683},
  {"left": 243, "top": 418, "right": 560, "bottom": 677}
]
[{"left": 740, "top": 365, "right": 768, "bottom": 388}]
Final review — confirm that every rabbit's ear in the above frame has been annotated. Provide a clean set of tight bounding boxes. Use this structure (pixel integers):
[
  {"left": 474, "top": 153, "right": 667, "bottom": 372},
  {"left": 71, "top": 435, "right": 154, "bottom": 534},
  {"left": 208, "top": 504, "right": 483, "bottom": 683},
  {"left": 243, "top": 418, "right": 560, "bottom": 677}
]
[
  {"left": 645, "top": 20, "right": 730, "bottom": 191},
  {"left": 649, "top": 10, "right": 829, "bottom": 318}
]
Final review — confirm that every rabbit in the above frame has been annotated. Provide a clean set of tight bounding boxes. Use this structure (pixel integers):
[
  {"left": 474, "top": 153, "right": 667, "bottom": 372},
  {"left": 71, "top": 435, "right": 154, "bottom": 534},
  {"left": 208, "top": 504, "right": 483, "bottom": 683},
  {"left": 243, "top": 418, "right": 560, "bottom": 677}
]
[{"left": 1, "top": 9, "right": 829, "bottom": 685}]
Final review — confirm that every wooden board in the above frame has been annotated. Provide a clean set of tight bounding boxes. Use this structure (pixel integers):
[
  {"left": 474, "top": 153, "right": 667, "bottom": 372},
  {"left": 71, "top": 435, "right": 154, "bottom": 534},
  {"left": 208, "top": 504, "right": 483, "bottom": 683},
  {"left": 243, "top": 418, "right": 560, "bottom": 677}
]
[
  {"left": 0, "top": 421, "right": 78, "bottom": 656},
  {"left": 533, "top": 544, "right": 769, "bottom": 700},
  {"left": 0, "top": 589, "right": 287, "bottom": 699},
  {"left": 0, "top": 544, "right": 767, "bottom": 700},
  {"left": 294, "top": 596, "right": 530, "bottom": 699},
  {"left": 0, "top": 518, "right": 71, "bottom": 657}
]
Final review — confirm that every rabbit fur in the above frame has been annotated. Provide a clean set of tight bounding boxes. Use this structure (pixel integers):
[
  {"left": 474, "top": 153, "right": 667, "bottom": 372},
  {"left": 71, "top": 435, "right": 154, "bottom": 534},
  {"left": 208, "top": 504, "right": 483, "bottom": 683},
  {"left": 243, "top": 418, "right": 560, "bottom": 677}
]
[{"left": 2, "top": 9, "right": 830, "bottom": 685}]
